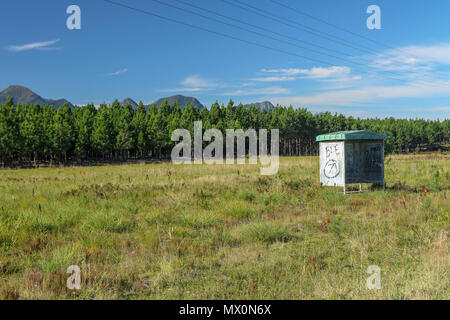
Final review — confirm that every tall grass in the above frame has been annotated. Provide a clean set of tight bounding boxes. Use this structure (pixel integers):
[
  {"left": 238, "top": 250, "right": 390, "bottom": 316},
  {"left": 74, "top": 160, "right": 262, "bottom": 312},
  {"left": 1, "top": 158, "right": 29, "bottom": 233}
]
[{"left": 0, "top": 153, "right": 448, "bottom": 299}]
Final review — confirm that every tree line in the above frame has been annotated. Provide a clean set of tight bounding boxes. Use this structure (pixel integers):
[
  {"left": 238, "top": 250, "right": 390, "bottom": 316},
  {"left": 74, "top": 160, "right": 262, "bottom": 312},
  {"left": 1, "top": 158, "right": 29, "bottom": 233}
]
[{"left": 0, "top": 96, "right": 448, "bottom": 166}]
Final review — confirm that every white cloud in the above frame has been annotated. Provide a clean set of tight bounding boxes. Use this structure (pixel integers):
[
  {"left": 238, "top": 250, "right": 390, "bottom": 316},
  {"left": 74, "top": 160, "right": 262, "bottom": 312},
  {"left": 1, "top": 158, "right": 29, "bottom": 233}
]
[
  {"left": 222, "top": 86, "right": 290, "bottom": 96},
  {"left": 369, "top": 43, "right": 450, "bottom": 78},
  {"left": 320, "top": 75, "right": 362, "bottom": 84},
  {"left": 160, "top": 74, "right": 217, "bottom": 93},
  {"left": 430, "top": 106, "right": 450, "bottom": 112},
  {"left": 249, "top": 76, "right": 296, "bottom": 82},
  {"left": 235, "top": 43, "right": 450, "bottom": 118},
  {"left": 181, "top": 74, "right": 215, "bottom": 88},
  {"left": 261, "top": 66, "right": 351, "bottom": 79},
  {"left": 159, "top": 87, "right": 207, "bottom": 93},
  {"left": 6, "top": 39, "right": 61, "bottom": 52},
  {"left": 385, "top": 43, "right": 450, "bottom": 65},
  {"left": 107, "top": 68, "right": 128, "bottom": 76},
  {"left": 271, "top": 81, "right": 450, "bottom": 107}
]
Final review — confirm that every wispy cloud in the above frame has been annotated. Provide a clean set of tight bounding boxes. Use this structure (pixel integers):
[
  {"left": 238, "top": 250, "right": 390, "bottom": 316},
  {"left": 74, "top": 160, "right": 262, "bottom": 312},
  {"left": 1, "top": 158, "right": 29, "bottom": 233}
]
[
  {"left": 249, "top": 76, "right": 296, "bottom": 82},
  {"left": 430, "top": 106, "right": 450, "bottom": 112},
  {"left": 222, "top": 86, "right": 290, "bottom": 96},
  {"left": 6, "top": 39, "right": 61, "bottom": 52},
  {"left": 181, "top": 74, "right": 216, "bottom": 88},
  {"left": 377, "top": 43, "right": 450, "bottom": 67},
  {"left": 259, "top": 43, "right": 450, "bottom": 108},
  {"left": 159, "top": 87, "right": 207, "bottom": 93},
  {"left": 271, "top": 81, "right": 450, "bottom": 107},
  {"left": 261, "top": 66, "right": 351, "bottom": 79},
  {"left": 107, "top": 68, "right": 128, "bottom": 76},
  {"left": 229, "top": 43, "right": 450, "bottom": 118},
  {"left": 368, "top": 43, "right": 450, "bottom": 82},
  {"left": 161, "top": 75, "right": 217, "bottom": 93}
]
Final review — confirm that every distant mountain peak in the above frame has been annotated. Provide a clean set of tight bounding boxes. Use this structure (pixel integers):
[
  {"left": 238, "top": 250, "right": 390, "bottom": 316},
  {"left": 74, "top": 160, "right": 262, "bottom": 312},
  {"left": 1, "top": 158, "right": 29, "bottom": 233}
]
[
  {"left": 153, "top": 95, "right": 204, "bottom": 110},
  {"left": 120, "top": 98, "right": 138, "bottom": 108},
  {"left": 2, "top": 85, "right": 40, "bottom": 101},
  {"left": 0, "top": 85, "right": 73, "bottom": 109},
  {"left": 6, "top": 84, "right": 31, "bottom": 91},
  {"left": 244, "top": 101, "right": 274, "bottom": 111}
]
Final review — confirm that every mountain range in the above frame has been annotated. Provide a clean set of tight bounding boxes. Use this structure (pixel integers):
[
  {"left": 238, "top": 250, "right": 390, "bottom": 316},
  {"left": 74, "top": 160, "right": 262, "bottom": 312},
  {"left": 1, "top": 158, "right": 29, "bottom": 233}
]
[
  {"left": 0, "top": 85, "right": 274, "bottom": 111},
  {"left": 118, "top": 95, "right": 204, "bottom": 111},
  {"left": 0, "top": 85, "right": 74, "bottom": 109},
  {"left": 244, "top": 101, "right": 275, "bottom": 111},
  {"left": 152, "top": 95, "right": 204, "bottom": 110}
]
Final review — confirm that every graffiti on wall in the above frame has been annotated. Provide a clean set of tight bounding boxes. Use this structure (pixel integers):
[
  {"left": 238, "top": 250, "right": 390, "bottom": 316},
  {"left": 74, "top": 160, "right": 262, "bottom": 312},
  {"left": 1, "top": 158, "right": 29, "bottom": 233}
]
[
  {"left": 320, "top": 141, "right": 384, "bottom": 186},
  {"left": 324, "top": 159, "right": 340, "bottom": 178},
  {"left": 364, "top": 144, "right": 383, "bottom": 172},
  {"left": 320, "top": 142, "right": 344, "bottom": 186},
  {"left": 324, "top": 144, "right": 341, "bottom": 178}
]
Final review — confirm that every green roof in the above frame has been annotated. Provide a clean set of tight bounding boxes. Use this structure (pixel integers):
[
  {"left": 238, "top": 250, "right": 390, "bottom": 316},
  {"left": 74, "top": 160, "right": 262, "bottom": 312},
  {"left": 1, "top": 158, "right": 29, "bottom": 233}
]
[{"left": 316, "top": 130, "right": 387, "bottom": 142}]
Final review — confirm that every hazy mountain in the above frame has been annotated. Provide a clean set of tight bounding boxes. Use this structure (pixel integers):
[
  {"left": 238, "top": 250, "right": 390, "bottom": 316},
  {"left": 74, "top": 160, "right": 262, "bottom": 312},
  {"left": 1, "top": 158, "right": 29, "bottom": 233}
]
[
  {"left": 0, "top": 85, "right": 74, "bottom": 108},
  {"left": 0, "top": 87, "right": 273, "bottom": 113},
  {"left": 244, "top": 101, "right": 274, "bottom": 111},
  {"left": 120, "top": 98, "right": 138, "bottom": 108},
  {"left": 152, "top": 95, "right": 204, "bottom": 110}
]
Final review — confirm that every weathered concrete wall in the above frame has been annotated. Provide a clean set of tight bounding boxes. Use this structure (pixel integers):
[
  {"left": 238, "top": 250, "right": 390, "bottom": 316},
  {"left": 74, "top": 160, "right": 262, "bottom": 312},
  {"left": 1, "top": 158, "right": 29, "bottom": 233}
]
[{"left": 320, "top": 141, "right": 345, "bottom": 187}]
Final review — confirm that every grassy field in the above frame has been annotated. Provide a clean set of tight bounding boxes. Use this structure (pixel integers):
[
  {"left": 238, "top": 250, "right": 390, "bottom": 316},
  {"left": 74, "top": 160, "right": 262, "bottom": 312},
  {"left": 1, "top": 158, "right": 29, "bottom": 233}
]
[{"left": 0, "top": 153, "right": 448, "bottom": 300}]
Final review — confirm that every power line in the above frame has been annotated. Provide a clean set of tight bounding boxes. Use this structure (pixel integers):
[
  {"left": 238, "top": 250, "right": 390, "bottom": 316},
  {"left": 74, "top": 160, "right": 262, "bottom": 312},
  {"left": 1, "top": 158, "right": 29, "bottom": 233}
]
[
  {"left": 150, "top": 0, "right": 370, "bottom": 68},
  {"left": 221, "top": 0, "right": 450, "bottom": 87},
  {"left": 169, "top": 0, "right": 450, "bottom": 87},
  {"left": 220, "top": 0, "right": 378, "bottom": 55},
  {"left": 270, "top": 0, "right": 398, "bottom": 51},
  {"left": 101, "top": 0, "right": 450, "bottom": 89},
  {"left": 269, "top": 0, "right": 448, "bottom": 70},
  {"left": 101, "top": 0, "right": 348, "bottom": 67},
  {"left": 173, "top": 0, "right": 369, "bottom": 63}
]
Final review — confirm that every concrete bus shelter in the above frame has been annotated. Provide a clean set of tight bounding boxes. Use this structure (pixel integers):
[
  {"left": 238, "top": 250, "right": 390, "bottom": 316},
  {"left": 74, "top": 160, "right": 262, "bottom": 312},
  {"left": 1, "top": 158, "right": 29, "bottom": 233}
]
[{"left": 316, "top": 130, "right": 387, "bottom": 194}]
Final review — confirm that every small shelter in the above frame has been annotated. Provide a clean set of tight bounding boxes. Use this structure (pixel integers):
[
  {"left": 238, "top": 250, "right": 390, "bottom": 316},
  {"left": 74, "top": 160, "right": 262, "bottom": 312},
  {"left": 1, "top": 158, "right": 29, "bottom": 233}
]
[{"left": 316, "top": 130, "right": 387, "bottom": 194}]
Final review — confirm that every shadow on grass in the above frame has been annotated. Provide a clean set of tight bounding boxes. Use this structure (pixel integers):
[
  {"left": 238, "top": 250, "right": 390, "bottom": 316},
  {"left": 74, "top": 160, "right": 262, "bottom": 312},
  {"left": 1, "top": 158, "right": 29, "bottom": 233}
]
[{"left": 371, "top": 181, "right": 423, "bottom": 193}]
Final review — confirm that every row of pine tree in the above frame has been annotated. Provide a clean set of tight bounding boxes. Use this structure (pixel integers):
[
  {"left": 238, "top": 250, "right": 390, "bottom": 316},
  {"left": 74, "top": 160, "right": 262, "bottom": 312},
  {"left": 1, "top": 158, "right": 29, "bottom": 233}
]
[{"left": 0, "top": 96, "right": 448, "bottom": 165}]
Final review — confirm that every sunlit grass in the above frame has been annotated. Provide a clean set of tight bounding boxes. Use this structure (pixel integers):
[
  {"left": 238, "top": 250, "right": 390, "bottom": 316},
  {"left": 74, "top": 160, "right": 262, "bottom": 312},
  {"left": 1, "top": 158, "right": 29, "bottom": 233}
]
[{"left": 0, "top": 153, "right": 448, "bottom": 299}]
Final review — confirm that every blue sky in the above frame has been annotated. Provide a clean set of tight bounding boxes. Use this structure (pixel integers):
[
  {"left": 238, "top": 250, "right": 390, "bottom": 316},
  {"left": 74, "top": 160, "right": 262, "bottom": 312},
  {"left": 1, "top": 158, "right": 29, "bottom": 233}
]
[{"left": 1, "top": 0, "right": 450, "bottom": 119}]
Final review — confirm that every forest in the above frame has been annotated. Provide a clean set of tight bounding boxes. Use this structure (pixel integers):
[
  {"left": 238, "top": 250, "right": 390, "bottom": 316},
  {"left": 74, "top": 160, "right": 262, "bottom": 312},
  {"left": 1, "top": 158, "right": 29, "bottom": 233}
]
[{"left": 0, "top": 96, "right": 448, "bottom": 166}]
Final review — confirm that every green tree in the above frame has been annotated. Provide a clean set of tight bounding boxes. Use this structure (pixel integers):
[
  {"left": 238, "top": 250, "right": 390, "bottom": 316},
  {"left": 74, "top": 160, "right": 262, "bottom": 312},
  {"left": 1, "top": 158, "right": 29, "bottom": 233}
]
[
  {"left": 132, "top": 101, "right": 149, "bottom": 157},
  {"left": 92, "top": 104, "right": 114, "bottom": 158},
  {"left": 74, "top": 104, "right": 96, "bottom": 159},
  {"left": 52, "top": 104, "right": 74, "bottom": 161},
  {"left": 115, "top": 105, "right": 135, "bottom": 159},
  {"left": 19, "top": 103, "right": 43, "bottom": 163}
]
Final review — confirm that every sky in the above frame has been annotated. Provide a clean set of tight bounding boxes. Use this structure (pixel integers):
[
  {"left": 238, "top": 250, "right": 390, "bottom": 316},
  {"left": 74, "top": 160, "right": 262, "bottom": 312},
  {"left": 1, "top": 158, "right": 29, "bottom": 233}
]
[{"left": 1, "top": 0, "right": 450, "bottom": 119}]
